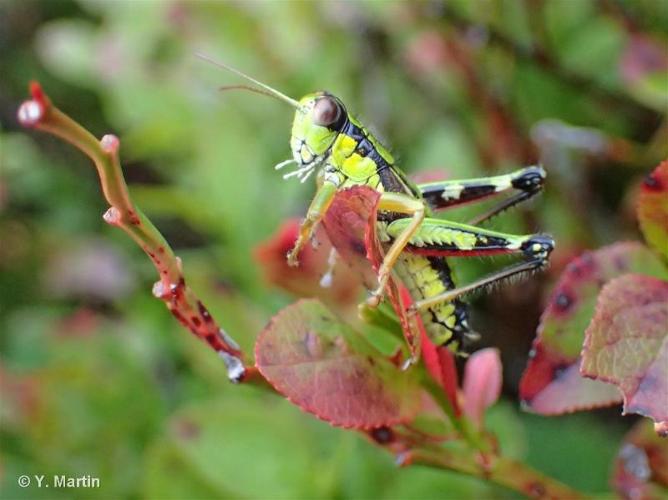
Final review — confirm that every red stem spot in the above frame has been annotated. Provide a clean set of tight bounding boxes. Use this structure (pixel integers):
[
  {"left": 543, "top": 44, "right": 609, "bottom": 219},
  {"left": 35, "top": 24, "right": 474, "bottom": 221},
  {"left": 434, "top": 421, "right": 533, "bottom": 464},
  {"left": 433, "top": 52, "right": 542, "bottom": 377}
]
[
  {"left": 197, "top": 301, "right": 212, "bottom": 323},
  {"left": 127, "top": 209, "right": 140, "bottom": 225},
  {"left": 170, "top": 278, "right": 186, "bottom": 299},
  {"left": 370, "top": 426, "right": 394, "bottom": 444},
  {"left": 526, "top": 481, "right": 546, "bottom": 498},
  {"left": 170, "top": 309, "right": 190, "bottom": 329}
]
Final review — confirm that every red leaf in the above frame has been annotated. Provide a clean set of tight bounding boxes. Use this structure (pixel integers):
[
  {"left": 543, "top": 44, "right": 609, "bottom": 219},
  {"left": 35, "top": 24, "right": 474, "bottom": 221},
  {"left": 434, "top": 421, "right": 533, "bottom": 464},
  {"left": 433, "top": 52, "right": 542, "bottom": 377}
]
[
  {"left": 581, "top": 274, "right": 668, "bottom": 423},
  {"left": 254, "top": 299, "right": 422, "bottom": 429},
  {"left": 323, "top": 187, "right": 460, "bottom": 413},
  {"left": 321, "top": 186, "right": 381, "bottom": 290},
  {"left": 254, "top": 219, "right": 363, "bottom": 308},
  {"left": 520, "top": 242, "right": 668, "bottom": 414},
  {"left": 638, "top": 160, "right": 668, "bottom": 260},
  {"left": 421, "top": 326, "right": 460, "bottom": 416},
  {"left": 462, "top": 348, "right": 502, "bottom": 427},
  {"left": 322, "top": 186, "right": 422, "bottom": 354},
  {"left": 612, "top": 420, "right": 668, "bottom": 499}
]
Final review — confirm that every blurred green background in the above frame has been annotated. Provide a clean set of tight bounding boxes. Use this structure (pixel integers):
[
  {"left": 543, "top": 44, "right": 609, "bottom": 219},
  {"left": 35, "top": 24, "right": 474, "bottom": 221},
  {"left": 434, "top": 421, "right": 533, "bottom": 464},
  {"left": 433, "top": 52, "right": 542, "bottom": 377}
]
[{"left": 1, "top": 1, "right": 666, "bottom": 498}]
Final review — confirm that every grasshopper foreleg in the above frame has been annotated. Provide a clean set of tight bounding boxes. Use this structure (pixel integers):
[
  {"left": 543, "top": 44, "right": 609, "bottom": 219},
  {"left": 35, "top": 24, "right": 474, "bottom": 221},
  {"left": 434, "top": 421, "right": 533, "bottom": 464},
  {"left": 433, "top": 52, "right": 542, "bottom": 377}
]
[{"left": 287, "top": 180, "right": 338, "bottom": 267}]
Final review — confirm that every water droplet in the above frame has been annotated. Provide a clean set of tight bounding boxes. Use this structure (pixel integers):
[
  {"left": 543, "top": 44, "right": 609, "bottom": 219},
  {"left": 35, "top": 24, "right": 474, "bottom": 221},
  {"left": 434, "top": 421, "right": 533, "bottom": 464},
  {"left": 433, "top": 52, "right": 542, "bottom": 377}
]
[
  {"left": 220, "top": 352, "right": 245, "bottom": 382},
  {"left": 100, "top": 134, "right": 119, "bottom": 153},
  {"left": 152, "top": 280, "right": 167, "bottom": 298},
  {"left": 103, "top": 206, "right": 121, "bottom": 225},
  {"left": 17, "top": 100, "right": 43, "bottom": 126}
]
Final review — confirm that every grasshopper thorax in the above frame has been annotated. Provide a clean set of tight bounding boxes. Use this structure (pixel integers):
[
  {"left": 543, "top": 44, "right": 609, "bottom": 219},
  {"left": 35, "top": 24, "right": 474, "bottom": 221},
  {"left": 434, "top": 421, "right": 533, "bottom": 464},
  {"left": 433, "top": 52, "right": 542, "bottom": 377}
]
[{"left": 290, "top": 92, "right": 347, "bottom": 168}]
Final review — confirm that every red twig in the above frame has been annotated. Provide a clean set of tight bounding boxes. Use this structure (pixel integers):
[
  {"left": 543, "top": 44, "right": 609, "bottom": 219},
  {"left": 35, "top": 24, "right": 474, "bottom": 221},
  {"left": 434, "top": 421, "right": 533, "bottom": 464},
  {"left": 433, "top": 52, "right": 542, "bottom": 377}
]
[{"left": 18, "top": 82, "right": 247, "bottom": 382}]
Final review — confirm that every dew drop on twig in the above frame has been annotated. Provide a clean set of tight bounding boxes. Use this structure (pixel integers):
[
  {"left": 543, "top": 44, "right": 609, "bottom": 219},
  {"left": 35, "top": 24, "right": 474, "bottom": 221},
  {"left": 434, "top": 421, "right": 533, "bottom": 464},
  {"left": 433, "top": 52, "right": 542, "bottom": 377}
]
[
  {"left": 17, "top": 100, "right": 43, "bottom": 126},
  {"left": 103, "top": 206, "right": 121, "bottom": 225}
]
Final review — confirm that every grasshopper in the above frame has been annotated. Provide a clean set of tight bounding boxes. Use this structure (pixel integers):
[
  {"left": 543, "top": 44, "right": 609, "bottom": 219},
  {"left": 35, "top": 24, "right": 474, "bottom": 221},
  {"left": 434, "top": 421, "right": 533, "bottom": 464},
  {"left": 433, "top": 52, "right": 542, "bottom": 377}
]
[{"left": 201, "top": 55, "right": 554, "bottom": 352}]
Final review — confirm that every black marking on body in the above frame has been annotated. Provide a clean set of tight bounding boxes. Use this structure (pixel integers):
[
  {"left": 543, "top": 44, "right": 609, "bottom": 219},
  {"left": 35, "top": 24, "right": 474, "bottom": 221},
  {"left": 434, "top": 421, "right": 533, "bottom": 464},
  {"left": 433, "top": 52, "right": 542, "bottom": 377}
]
[
  {"left": 426, "top": 256, "right": 457, "bottom": 288},
  {"left": 395, "top": 252, "right": 471, "bottom": 350},
  {"left": 355, "top": 137, "right": 373, "bottom": 157},
  {"left": 341, "top": 120, "right": 419, "bottom": 198},
  {"left": 480, "top": 235, "right": 512, "bottom": 248},
  {"left": 405, "top": 231, "right": 512, "bottom": 254},
  {"left": 425, "top": 256, "right": 471, "bottom": 347},
  {"left": 421, "top": 183, "right": 497, "bottom": 209}
]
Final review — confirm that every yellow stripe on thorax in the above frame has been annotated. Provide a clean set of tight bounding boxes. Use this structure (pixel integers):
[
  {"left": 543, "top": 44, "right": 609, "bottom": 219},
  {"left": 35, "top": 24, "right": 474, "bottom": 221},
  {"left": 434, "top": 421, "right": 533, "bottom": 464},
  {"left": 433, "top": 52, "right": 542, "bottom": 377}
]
[{"left": 331, "top": 131, "right": 381, "bottom": 189}]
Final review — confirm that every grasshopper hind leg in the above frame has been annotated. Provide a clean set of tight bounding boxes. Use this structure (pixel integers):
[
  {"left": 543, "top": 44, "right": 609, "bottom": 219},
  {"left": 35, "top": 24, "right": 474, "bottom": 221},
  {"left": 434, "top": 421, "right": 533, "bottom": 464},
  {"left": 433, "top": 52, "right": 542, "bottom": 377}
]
[
  {"left": 410, "top": 234, "right": 555, "bottom": 314},
  {"left": 388, "top": 218, "right": 554, "bottom": 352},
  {"left": 520, "top": 234, "right": 554, "bottom": 262}
]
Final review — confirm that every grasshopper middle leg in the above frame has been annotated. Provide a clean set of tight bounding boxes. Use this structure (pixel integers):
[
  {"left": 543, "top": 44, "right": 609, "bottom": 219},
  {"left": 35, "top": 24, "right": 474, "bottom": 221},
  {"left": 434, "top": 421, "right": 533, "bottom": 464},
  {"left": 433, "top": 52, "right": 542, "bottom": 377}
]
[{"left": 419, "top": 165, "right": 545, "bottom": 224}]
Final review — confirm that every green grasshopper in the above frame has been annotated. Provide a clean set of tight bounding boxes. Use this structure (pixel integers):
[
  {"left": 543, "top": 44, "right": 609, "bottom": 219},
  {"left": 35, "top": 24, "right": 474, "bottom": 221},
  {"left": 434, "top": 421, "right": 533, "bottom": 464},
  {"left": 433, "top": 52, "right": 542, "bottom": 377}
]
[{"left": 201, "top": 55, "right": 554, "bottom": 352}]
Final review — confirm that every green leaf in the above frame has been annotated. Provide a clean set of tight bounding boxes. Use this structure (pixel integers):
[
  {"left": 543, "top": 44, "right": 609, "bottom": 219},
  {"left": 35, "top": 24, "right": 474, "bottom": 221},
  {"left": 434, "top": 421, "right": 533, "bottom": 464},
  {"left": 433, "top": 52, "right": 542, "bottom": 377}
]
[
  {"left": 581, "top": 273, "right": 668, "bottom": 423},
  {"left": 255, "top": 299, "right": 422, "bottom": 429},
  {"left": 638, "top": 160, "right": 668, "bottom": 260},
  {"left": 143, "top": 441, "right": 226, "bottom": 500},
  {"left": 35, "top": 20, "right": 100, "bottom": 88},
  {"left": 143, "top": 398, "right": 320, "bottom": 499},
  {"left": 521, "top": 409, "right": 627, "bottom": 493},
  {"left": 630, "top": 70, "right": 668, "bottom": 112},
  {"left": 0, "top": 310, "right": 168, "bottom": 499}
]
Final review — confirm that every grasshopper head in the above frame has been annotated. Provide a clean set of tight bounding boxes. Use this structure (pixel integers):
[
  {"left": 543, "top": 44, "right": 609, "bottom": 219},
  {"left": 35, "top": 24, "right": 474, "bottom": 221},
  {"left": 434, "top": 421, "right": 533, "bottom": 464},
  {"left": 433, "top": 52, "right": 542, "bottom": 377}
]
[
  {"left": 290, "top": 92, "right": 347, "bottom": 167},
  {"left": 195, "top": 54, "right": 348, "bottom": 182}
]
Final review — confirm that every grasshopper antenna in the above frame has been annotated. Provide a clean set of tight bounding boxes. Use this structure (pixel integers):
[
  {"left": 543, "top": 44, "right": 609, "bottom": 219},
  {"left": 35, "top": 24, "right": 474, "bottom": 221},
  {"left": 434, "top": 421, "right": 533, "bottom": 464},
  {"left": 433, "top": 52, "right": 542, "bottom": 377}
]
[
  {"left": 196, "top": 53, "right": 300, "bottom": 108},
  {"left": 217, "top": 84, "right": 294, "bottom": 103}
]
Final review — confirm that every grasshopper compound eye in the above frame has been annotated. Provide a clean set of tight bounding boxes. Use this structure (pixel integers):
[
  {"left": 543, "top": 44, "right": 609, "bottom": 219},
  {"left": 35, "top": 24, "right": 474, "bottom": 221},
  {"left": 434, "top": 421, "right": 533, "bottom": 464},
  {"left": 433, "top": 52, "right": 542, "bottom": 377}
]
[{"left": 313, "top": 96, "right": 342, "bottom": 128}]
